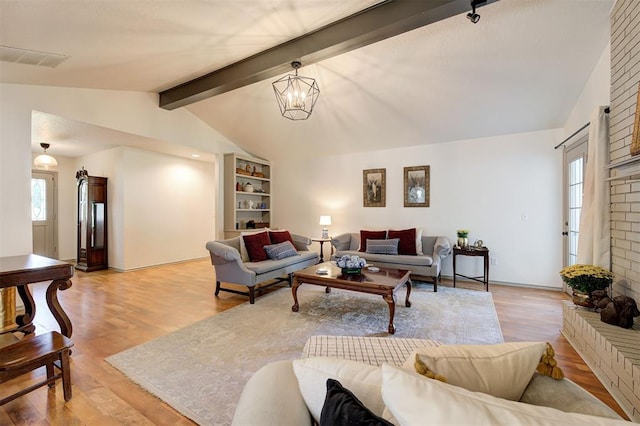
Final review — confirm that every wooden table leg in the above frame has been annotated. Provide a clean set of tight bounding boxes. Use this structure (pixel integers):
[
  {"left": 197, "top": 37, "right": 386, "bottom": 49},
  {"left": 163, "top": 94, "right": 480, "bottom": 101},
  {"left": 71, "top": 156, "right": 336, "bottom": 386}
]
[
  {"left": 383, "top": 292, "right": 396, "bottom": 334},
  {"left": 46, "top": 279, "right": 73, "bottom": 338},
  {"left": 453, "top": 253, "right": 458, "bottom": 288},
  {"left": 15, "top": 284, "right": 36, "bottom": 335},
  {"left": 405, "top": 279, "right": 412, "bottom": 307},
  {"left": 484, "top": 253, "right": 490, "bottom": 291},
  {"left": 291, "top": 276, "right": 300, "bottom": 312}
]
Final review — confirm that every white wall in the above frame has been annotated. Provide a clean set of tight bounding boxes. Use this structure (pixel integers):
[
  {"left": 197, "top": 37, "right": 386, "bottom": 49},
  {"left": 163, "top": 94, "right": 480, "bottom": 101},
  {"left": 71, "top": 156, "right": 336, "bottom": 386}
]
[
  {"left": 563, "top": 43, "right": 611, "bottom": 138},
  {"left": 121, "top": 147, "right": 215, "bottom": 270},
  {"left": 272, "top": 129, "right": 564, "bottom": 288},
  {"left": 0, "top": 83, "right": 239, "bottom": 259},
  {"left": 73, "top": 147, "right": 125, "bottom": 268},
  {"left": 31, "top": 146, "right": 216, "bottom": 270}
]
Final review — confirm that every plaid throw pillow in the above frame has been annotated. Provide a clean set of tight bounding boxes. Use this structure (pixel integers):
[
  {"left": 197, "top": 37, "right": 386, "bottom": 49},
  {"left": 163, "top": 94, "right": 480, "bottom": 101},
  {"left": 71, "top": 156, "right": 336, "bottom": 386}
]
[
  {"left": 366, "top": 238, "right": 399, "bottom": 255},
  {"left": 264, "top": 241, "right": 298, "bottom": 260}
]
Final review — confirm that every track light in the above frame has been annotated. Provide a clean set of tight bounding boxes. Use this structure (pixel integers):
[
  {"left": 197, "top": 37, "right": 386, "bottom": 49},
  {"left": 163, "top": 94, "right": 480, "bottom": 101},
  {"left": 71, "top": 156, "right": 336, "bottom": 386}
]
[
  {"left": 467, "top": 0, "right": 486, "bottom": 24},
  {"left": 467, "top": 12, "right": 480, "bottom": 23}
]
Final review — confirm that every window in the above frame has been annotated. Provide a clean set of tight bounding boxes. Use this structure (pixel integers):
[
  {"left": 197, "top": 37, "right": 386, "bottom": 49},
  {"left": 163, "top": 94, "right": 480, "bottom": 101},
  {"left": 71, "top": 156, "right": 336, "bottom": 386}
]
[
  {"left": 31, "top": 178, "right": 46, "bottom": 221},
  {"left": 568, "top": 156, "right": 584, "bottom": 266}
]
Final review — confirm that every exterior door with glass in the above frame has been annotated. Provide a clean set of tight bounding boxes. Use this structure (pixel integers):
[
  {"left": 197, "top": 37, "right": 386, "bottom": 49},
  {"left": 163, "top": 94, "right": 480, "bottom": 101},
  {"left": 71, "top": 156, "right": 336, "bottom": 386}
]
[
  {"left": 31, "top": 171, "right": 57, "bottom": 258},
  {"left": 563, "top": 136, "right": 588, "bottom": 270}
]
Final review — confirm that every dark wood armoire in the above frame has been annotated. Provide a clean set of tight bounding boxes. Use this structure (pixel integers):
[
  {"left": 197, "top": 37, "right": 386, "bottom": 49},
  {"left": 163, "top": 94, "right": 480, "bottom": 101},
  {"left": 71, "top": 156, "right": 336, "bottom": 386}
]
[{"left": 76, "top": 168, "right": 108, "bottom": 271}]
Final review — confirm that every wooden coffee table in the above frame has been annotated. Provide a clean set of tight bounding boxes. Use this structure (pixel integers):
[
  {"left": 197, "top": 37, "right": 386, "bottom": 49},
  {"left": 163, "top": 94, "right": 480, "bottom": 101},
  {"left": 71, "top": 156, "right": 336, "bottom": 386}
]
[{"left": 291, "top": 262, "right": 412, "bottom": 334}]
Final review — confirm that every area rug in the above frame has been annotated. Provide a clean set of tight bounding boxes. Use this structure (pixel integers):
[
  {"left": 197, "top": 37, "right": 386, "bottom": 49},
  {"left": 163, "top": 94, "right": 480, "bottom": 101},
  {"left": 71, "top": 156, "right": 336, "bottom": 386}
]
[{"left": 106, "top": 283, "right": 502, "bottom": 425}]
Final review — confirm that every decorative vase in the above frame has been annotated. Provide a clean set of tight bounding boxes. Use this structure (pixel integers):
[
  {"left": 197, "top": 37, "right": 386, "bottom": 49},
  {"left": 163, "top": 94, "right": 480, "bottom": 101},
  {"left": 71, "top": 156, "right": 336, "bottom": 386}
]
[
  {"left": 572, "top": 290, "right": 594, "bottom": 309},
  {"left": 341, "top": 268, "right": 362, "bottom": 275},
  {"left": 457, "top": 237, "right": 468, "bottom": 248},
  {"left": 243, "top": 182, "right": 254, "bottom": 193}
]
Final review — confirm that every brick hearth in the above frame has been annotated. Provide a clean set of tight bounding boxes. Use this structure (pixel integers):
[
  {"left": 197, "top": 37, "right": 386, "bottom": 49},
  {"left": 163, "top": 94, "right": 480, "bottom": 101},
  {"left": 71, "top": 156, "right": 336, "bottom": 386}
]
[{"left": 562, "top": 301, "right": 640, "bottom": 421}]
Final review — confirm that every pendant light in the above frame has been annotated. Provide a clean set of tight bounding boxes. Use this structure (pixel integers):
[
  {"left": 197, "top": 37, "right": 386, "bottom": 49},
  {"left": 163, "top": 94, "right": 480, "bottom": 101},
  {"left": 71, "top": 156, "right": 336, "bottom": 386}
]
[
  {"left": 272, "top": 61, "right": 320, "bottom": 120},
  {"left": 33, "top": 143, "right": 58, "bottom": 170}
]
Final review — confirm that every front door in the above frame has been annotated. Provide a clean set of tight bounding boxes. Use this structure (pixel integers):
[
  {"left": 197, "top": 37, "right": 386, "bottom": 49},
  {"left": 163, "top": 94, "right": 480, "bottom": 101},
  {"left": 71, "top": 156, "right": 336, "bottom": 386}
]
[{"left": 31, "top": 171, "right": 57, "bottom": 258}]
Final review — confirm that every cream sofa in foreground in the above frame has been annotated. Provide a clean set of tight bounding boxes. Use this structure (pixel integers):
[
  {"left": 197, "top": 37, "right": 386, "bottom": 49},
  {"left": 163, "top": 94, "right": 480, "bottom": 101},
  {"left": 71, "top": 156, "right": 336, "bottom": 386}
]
[{"left": 232, "top": 336, "right": 626, "bottom": 426}]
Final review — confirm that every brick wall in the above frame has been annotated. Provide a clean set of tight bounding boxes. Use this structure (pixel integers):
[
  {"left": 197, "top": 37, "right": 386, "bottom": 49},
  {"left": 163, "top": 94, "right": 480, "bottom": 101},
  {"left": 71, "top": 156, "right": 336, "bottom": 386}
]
[{"left": 610, "top": 0, "right": 640, "bottom": 302}]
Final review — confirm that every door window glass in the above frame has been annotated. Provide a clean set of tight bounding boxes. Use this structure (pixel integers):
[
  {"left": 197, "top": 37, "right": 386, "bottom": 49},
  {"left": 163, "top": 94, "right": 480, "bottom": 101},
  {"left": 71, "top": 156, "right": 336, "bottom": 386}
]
[
  {"left": 31, "top": 178, "right": 46, "bottom": 221},
  {"left": 568, "top": 156, "right": 584, "bottom": 266}
]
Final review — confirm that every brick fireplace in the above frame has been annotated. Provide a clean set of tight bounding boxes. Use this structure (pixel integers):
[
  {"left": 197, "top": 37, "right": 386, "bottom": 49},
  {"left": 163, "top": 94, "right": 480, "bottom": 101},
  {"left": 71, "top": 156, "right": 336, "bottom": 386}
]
[{"left": 562, "top": 0, "right": 640, "bottom": 421}]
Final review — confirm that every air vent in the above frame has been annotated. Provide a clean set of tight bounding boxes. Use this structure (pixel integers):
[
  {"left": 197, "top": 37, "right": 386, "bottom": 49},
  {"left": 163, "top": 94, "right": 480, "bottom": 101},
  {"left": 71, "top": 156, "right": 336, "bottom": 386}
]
[{"left": 0, "top": 45, "right": 69, "bottom": 68}]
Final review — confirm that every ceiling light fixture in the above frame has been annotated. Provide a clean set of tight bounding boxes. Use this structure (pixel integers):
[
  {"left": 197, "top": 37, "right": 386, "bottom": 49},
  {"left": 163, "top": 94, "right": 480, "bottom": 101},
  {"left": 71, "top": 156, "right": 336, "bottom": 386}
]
[
  {"left": 467, "top": 0, "right": 486, "bottom": 24},
  {"left": 33, "top": 143, "right": 58, "bottom": 170},
  {"left": 272, "top": 61, "right": 320, "bottom": 121}
]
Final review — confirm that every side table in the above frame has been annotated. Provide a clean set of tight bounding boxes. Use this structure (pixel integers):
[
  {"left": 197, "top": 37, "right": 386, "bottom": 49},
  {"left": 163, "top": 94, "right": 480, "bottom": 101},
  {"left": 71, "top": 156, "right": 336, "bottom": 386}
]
[
  {"left": 311, "top": 237, "right": 333, "bottom": 263},
  {"left": 452, "top": 247, "right": 489, "bottom": 291}
]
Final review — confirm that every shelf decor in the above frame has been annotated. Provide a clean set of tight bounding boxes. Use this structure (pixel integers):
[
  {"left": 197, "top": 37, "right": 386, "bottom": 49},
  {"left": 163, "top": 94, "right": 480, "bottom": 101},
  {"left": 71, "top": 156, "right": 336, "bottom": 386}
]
[{"left": 224, "top": 153, "right": 271, "bottom": 238}]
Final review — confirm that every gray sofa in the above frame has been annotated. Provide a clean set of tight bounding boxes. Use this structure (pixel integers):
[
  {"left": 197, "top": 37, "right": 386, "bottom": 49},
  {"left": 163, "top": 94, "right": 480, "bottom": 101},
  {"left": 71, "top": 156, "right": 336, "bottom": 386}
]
[
  {"left": 331, "top": 232, "right": 451, "bottom": 291},
  {"left": 205, "top": 233, "right": 318, "bottom": 304}
]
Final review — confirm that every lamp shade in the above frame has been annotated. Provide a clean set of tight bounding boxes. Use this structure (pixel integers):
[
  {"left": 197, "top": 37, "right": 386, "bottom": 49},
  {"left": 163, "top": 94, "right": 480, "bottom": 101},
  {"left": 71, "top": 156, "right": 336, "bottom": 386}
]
[
  {"left": 33, "top": 143, "right": 57, "bottom": 170},
  {"left": 319, "top": 216, "right": 332, "bottom": 226}
]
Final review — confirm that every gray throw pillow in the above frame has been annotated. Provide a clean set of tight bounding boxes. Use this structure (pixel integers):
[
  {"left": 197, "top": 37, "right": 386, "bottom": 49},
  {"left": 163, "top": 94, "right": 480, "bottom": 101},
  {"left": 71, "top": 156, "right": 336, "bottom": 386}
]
[
  {"left": 264, "top": 241, "right": 298, "bottom": 260},
  {"left": 366, "top": 238, "right": 399, "bottom": 255}
]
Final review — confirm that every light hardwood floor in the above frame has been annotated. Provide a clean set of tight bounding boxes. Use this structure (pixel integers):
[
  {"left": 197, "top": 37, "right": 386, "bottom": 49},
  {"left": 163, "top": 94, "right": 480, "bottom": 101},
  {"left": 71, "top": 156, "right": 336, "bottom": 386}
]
[{"left": 0, "top": 258, "right": 627, "bottom": 424}]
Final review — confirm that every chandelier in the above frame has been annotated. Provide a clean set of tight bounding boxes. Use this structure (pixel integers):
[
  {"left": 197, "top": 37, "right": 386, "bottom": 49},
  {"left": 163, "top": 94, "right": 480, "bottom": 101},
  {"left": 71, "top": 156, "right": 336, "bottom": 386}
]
[{"left": 272, "top": 61, "right": 320, "bottom": 120}]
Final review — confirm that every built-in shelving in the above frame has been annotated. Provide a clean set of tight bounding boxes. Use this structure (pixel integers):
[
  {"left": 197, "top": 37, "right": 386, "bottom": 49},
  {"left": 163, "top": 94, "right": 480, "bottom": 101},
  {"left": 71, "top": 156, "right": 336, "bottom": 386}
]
[{"left": 224, "top": 153, "right": 272, "bottom": 238}]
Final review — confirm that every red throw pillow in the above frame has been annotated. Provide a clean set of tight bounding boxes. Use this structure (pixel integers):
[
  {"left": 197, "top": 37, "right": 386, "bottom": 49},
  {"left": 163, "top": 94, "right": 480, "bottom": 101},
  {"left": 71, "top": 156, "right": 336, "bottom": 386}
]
[
  {"left": 359, "top": 230, "right": 387, "bottom": 252},
  {"left": 269, "top": 230, "right": 294, "bottom": 245},
  {"left": 243, "top": 231, "right": 271, "bottom": 262},
  {"left": 388, "top": 228, "right": 417, "bottom": 255}
]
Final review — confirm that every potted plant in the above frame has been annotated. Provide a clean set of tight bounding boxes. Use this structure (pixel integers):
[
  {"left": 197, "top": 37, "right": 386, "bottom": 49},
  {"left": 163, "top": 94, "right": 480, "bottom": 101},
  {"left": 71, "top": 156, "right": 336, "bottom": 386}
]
[
  {"left": 456, "top": 229, "right": 470, "bottom": 248},
  {"left": 559, "top": 264, "right": 614, "bottom": 308}
]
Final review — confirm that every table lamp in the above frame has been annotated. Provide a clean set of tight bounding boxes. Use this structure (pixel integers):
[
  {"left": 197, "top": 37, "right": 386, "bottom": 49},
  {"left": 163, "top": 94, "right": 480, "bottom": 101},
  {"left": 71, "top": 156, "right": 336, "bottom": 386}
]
[{"left": 319, "top": 216, "right": 332, "bottom": 238}]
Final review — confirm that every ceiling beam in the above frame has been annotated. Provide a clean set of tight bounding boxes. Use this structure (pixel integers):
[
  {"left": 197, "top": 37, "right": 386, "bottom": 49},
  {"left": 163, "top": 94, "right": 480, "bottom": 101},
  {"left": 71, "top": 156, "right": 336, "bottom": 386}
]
[{"left": 159, "top": 0, "right": 496, "bottom": 110}]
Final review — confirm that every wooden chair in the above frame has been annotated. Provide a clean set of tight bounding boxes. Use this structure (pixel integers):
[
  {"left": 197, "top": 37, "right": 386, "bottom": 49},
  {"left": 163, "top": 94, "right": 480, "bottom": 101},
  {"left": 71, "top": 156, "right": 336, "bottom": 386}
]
[{"left": 0, "top": 331, "right": 74, "bottom": 405}]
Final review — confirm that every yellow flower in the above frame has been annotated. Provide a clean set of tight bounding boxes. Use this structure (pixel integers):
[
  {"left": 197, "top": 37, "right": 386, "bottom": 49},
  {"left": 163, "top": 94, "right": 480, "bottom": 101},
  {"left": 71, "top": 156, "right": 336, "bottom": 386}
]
[{"left": 559, "top": 264, "right": 613, "bottom": 293}]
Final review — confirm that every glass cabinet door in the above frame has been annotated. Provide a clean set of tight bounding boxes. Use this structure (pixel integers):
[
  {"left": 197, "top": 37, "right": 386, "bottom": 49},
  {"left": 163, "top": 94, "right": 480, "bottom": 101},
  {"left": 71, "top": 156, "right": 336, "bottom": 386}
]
[{"left": 78, "top": 179, "right": 88, "bottom": 263}]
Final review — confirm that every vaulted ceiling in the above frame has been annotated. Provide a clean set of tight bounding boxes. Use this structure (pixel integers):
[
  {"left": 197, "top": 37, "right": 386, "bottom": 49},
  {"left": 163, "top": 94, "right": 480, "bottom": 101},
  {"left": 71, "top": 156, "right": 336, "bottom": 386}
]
[{"left": 0, "top": 0, "right": 613, "bottom": 161}]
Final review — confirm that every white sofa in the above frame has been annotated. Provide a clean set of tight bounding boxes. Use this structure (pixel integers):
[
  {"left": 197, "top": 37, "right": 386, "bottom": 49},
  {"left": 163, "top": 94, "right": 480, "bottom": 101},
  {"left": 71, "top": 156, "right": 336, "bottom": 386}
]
[
  {"left": 331, "top": 232, "right": 451, "bottom": 291},
  {"left": 205, "top": 232, "right": 318, "bottom": 304},
  {"left": 232, "top": 336, "right": 625, "bottom": 426}
]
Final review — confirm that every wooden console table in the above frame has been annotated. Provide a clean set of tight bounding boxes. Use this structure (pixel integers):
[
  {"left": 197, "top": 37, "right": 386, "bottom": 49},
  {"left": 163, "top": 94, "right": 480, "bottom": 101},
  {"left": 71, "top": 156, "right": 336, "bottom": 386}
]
[
  {"left": 0, "top": 255, "right": 74, "bottom": 338},
  {"left": 452, "top": 247, "right": 490, "bottom": 291}
]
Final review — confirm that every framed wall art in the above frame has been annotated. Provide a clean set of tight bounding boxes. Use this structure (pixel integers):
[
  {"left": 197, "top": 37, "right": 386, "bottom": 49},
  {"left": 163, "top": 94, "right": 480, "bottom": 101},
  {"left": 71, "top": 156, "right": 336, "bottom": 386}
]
[
  {"left": 363, "top": 168, "right": 386, "bottom": 207},
  {"left": 404, "top": 165, "right": 430, "bottom": 207}
]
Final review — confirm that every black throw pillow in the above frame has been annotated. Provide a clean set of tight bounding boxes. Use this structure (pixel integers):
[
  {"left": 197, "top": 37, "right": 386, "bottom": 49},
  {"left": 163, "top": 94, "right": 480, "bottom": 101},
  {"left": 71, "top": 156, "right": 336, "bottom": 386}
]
[{"left": 319, "top": 378, "right": 393, "bottom": 426}]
